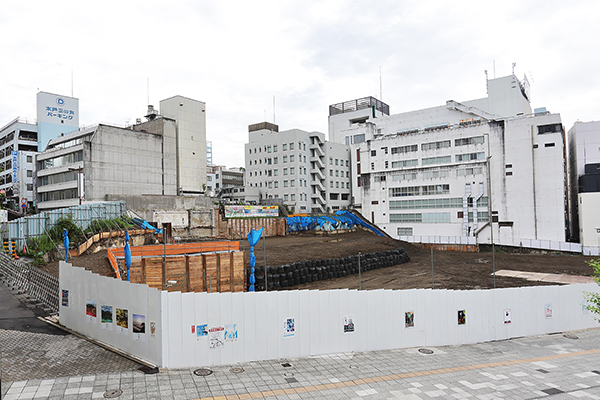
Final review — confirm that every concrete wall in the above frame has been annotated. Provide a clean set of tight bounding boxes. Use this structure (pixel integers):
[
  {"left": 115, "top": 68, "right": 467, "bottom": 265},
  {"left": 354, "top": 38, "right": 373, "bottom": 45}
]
[
  {"left": 86, "top": 123, "right": 178, "bottom": 199},
  {"left": 60, "top": 261, "right": 600, "bottom": 369}
]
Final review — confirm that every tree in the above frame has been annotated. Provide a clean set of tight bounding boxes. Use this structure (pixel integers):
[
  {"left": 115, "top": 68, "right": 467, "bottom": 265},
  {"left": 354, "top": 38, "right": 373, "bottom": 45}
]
[{"left": 584, "top": 259, "right": 600, "bottom": 320}]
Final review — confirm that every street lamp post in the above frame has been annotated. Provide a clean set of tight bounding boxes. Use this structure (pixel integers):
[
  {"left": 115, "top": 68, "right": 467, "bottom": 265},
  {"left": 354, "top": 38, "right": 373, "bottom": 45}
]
[
  {"left": 68, "top": 167, "right": 83, "bottom": 205},
  {"left": 484, "top": 133, "right": 496, "bottom": 289}
]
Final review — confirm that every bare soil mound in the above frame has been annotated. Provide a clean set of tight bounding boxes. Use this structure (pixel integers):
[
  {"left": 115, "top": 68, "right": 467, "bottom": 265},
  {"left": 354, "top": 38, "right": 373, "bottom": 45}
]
[{"left": 41, "top": 229, "right": 595, "bottom": 291}]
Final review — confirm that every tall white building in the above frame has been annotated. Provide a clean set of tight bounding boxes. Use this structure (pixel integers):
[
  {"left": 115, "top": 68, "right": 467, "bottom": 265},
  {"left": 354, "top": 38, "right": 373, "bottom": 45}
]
[
  {"left": 567, "top": 121, "right": 600, "bottom": 242},
  {"left": 329, "top": 75, "right": 567, "bottom": 247},
  {"left": 160, "top": 96, "right": 207, "bottom": 195},
  {"left": 245, "top": 122, "right": 351, "bottom": 213}
]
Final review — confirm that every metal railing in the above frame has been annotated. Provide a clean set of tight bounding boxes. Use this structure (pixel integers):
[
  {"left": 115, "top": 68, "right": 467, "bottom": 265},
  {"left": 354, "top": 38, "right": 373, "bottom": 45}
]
[{"left": 0, "top": 253, "right": 59, "bottom": 313}]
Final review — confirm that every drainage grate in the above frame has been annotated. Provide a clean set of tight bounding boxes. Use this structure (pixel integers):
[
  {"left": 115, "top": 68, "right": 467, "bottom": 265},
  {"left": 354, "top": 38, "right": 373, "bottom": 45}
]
[
  {"left": 541, "top": 388, "right": 563, "bottom": 395},
  {"left": 418, "top": 348, "right": 434, "bottom": 354},
  {"left": 194, "top": 368, "right": 213, "bottom": 376},
  {"left": 281, "top": 363, "right": 292, "bottom": 368},
  {"left": 103, "top": 389, "right": 123, "bottom": 398},
  {"left": 564, "top": 334, "right": 579, "bottom": 339},
  {"left": 536, "top": 369, "right": 550, "bottom": 374},
  {"left": 285, "top": 377, "right": 299, "bottom": 383},
  {"left": 138, "top": 366, "right": 159, "bottom": 374},
  {"left": 230, "top": 367, "right": 244, "bottom": 374}
]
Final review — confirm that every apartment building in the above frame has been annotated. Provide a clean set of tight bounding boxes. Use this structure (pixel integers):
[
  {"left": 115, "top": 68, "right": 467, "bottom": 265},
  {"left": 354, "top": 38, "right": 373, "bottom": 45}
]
[{"left": 245, "top": 122, "right": 351, "bottom": 213}]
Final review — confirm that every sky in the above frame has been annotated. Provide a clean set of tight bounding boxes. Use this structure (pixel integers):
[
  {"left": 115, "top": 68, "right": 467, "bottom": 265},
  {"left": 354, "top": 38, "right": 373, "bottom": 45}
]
[{"left": 2, "top": 0, "right": 599, "bottom": 168}]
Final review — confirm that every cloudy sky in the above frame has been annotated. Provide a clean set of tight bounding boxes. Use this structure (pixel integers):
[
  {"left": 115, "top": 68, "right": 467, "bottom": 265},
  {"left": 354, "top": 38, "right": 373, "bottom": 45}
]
[{"left": 1, "top": 0, "right": 598, "bottom": 168}]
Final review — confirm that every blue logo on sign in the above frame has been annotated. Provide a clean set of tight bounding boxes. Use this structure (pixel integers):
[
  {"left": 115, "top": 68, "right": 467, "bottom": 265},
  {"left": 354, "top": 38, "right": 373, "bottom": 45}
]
[{"left": 57, "top": 98, "right": 65, "bottom": 106}]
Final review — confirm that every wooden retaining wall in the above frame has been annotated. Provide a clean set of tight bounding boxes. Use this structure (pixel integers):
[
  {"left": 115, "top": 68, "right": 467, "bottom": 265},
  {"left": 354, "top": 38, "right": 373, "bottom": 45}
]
[
  {"left": 216, "top": 217, "right": 286, "bottom": 239},
  {"left": 108, "top": 241, "right": 244, "bottom": 293},
  {"left": 420, "top": 243, "right": 479, "bottom": 252},
  {"left": 126, "top": 252, "right": 245, "bottom": 293}
]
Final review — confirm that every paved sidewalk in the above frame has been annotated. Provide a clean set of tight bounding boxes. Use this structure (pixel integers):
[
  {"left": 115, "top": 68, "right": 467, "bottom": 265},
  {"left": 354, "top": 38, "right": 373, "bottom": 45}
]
[
  {"left": 3, "top": 327, "right": 600, "bottom": 399},
  {"left": 495, "top": 270, "right": 595, "bottom": 284}
]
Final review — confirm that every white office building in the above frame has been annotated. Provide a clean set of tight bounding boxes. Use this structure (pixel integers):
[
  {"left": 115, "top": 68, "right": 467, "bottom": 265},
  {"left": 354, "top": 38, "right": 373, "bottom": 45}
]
[
  {"left": 245, "top": 122, "right": 351, "bottom": 214},
  {"left": 329, "top": 75, "right": 567, "bottom": 247}
]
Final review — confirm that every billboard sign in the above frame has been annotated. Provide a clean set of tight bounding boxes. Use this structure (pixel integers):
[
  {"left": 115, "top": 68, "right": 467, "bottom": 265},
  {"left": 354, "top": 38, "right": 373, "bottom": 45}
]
[
  {"left": 12, "top": 151, "right": 17, "bottom": 185},
  {"left": 36, "top": 92, "right": 79, "bottom": 127},
  {"left": 224, "top": 205, "right": 279, "bottom": 218}
]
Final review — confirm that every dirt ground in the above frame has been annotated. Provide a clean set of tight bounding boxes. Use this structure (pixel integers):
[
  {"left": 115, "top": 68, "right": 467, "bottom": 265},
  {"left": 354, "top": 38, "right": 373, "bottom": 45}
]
[{"left": 41, "top": 229, "right": 597, "bottom": 291}]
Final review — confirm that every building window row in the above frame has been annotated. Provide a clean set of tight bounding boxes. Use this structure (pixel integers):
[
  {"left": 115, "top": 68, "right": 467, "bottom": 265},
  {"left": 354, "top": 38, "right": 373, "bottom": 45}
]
[
  {"left": 389, "top": 184, "right": 450, "bottom": 197},
  {"left": 455, "top": 152, "right": 485, "bottom": 162},
  {"left": 40, "top": 151, "right": 83, "bottom": 170},
  {"left": 390, "top": 212, "right": 451, "bottom": 223},
  {"left": 40, "top": 188, "right": 78, "bottom": 202},
  {"left": 250, "top": 142, "right": 307, "bottom": 154},
  {"left": 389, "top": 197, "right": 488, "bottom": 210},
  {"left": 39, "top": 170, "right": 78, "bottom": 186}
]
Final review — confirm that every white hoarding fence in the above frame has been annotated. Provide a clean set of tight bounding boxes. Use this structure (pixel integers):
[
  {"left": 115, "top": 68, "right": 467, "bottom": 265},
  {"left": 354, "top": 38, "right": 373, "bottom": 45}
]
[{"left": 59, "top": 262, "right": 600, "bottom": 368}]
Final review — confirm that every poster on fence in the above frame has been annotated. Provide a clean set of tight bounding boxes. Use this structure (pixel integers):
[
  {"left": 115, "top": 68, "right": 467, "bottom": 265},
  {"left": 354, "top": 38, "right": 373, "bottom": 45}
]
[
  {"left": 457, "top": 310, "right": 466, "bottom": 326},
  {"left": 116, "top": 308, "right": 128, "bottom": 335},
  {"left": 503, "top": 309, "right": 512, "bottom": 324},
  {"left": 224, "top": 205, "right": 279, "bottom": 218},
  {"left": 224, "top": 324, "right": 238, "bottom": 342},
  {"left": 62, "top": 290, "right": 69, "bottom": 307},
  {"left": 132, "top": 314, "right": 146, "bottom": 342},
  {"left": 209, "top": 326, "right": 225, "bottom": 349},
  {"left": 545, "top": 304, "right": 553, "bottom": 318},
  {"left": 150, "top": 321, "right": 156, "bottom": 337},
  {"left": 343, "top": 315, "right": 355, "bottom": 333},
  {"left": 196, "top": 324, "right": 208, "bottom": 340},
  {"left": 101, "top": 305, "right": 113, "bottom": 330},
  {"left": 405, "top": 311, "right": 414, "bottom": 328},
  {"left": 283, "top": 318, "right": 296, "bottom": 338},
  {"left": 85, "top": 300, "right": 97, "bottom": 323}
]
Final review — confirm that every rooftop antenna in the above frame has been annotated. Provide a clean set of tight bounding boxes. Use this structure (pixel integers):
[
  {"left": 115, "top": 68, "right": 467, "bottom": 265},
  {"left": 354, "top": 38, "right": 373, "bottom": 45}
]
[
  {"left": 512, "top": 62, "right": 516, "bottom": 75},
  {"left": 493, "top": 59, "right": 496, "bottom": 78},
  {"left": 485, "top": 70, "right": 488, "bottom": 93}
]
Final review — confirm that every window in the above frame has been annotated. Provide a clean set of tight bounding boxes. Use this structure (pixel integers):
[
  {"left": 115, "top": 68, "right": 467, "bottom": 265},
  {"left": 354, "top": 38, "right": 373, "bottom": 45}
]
[
  {"left": 290, "top": 142, "right": 294, "bottom": 150},
  {"left": 391, "top": 144, "right": 418, "bottom": 154},
  {"left": 422, "top": 156, "right": 451, "bottom": 166},
  {"left": 291, "top": 180, "right": 295, "bottom": 187},
  {"left": 335, "top": 170, "right": 339, "bottom": 177},
  {"left": 330, "top": 170, "right": 333, "bottom": 176},
  {"left": 336, "top": 182, "right": 339, "bottom": 188},
  {"left": 335, "top": 159, "right": 339, "bottom": 165},
  {"left": 330, "top": 181, "right": 333, "bottom": 188},
  {"left": 268, "top": 182, "right": 272, "bottom": 188},
  {"left": 267, "top": 146, "right": 272, "bottom": 153},
  {"left": 371, "top": 150, "right": 377, "bottom": 156},
  {"left": 284, "top": 194, "right": 289, "bottom": 201},
  {"left": 283, "top": 155, "right": 287, "bottom": 163},
  {"left": 330, "top": 193, "right": 339, "bottom": 200},
  {"left": 385, "top": 161, "right": 389, "bottom": 169},
  {"left": 290, "top": 155, "right": 295, "bottom": 162},
  {"left": 291, "top": 194, "right": 295, "bottom": 201},
  {"left": 26, "top": 183, "right": 33, "bottom": 191},
  {"left": 342, "top": 193, "right": 349, "bottom": 200},
  {"left": 455, "top": 152, "right": 485, "bottom": 162},
  {"left": 27, "top": 156, "right": 32, "bottom": 163},
  {"left": 389, "top": 213, "right": 450, "bottom": 223},
  {"left": 273, "top": 144, "right": 278, "bottom": 152},
  {"left": 538, "top": 123, "right": 562, "bottom": 134},
  {"left": 382, "top": 147, "right": 388, "bottom": 155},
  {"left": 283, "top": 168, "right": 288, "bottom": 175},
  {"left": 389, "top": 184, "right": 449, "bottom": 197},
  {"left": 329, "top": 157, "right": 333, "bottom": 165},
  {"left": 274, "top": 169, "right": 278, "bottom": 176},
  {"left": 346, "top": 160, "right": 349, "bottom": 167},
  {"left": 545, "top": 143, "right": 555, "bottom": 147},
  {"left": 421, "top": 140, "right": 451, "bottom": 151},
  {"left": 346, "top": 171, "right": 349, "bottom": 178},
  {"left": 27, "top": 170, "right": 32, "bottom": 177},
  {"left": 267, "top": 158, "right": 272, "bottom": 165},
  {"left": 456, "top": 167, "right": 483, "bottom": 176},
  {"left": 371, "top": 162, "right": 375, "bottom": 170},
  {"left": 283, "top": 144, "right": 287, "bottom": 151},
  {"left": 284, "top": 180, "right": 288, "bottom": 187},
  {"left": 290, "top": 167, "right": 295, "bottom": 174},
  {"left": 274, "top": 181, "right": 279, "bottom": 188},
  {"left": 455, "top": 136, "right": 484, "bottom": 146},
  {"left": 274, "top": 157, "right": 278, "bottom": 164},
  {"left": 392, "top": 159, "right": 419, "bottom": 168},
  {"left": 397, "top": 227, "right": 413, "bottom": 236},
  {"left": 268, "top": 170, "right": 272, "bottom": 176}
]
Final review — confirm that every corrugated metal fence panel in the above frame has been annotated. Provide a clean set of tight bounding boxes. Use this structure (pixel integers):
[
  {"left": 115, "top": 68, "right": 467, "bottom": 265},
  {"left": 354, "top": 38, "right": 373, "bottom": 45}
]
[{"left": 3, "top": 201, "right": 126, "bottom": 246}]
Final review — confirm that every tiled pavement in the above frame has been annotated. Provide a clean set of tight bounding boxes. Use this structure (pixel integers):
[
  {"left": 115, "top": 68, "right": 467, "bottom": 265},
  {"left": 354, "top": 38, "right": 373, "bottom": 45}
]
[{"left": 3, "top": 327, "right": 600, "bottom": 399}]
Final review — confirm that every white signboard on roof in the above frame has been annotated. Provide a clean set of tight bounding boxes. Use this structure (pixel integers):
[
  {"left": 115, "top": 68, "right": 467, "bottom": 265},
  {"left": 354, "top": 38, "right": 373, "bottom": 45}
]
[{"left": 36, "top": 92, "right": 79, "bottom": 127}]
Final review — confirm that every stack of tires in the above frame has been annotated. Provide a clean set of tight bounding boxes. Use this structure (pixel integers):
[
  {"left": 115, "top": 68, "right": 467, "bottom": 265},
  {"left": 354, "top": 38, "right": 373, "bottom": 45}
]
[{"left": 246, "top": 248, "right": 410, "bottom": 291}]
